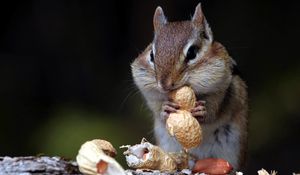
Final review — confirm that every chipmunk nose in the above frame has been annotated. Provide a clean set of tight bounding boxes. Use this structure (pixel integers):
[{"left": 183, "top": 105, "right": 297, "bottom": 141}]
[{"left": 159, "top": 77, "right": 174, "bottom": 92}]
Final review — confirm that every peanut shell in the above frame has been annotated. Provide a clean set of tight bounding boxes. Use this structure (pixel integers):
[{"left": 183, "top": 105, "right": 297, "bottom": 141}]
[
  {"left": 168, "top": 86, "right": 196, "bottom": 110},
  {"left": 122, "top": 139, "right": 188, "bottom": 172},
  {"left": 91, "top": 139, "right": 117, "bottom": 157},
  {"left": 76, "top": 139, "right": 125, "bottom": 175},
  {"left": 166, "top": 110, "right": 202, "bottom": 150}
]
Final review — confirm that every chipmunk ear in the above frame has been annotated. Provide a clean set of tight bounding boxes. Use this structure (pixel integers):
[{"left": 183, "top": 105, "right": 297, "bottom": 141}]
[
  {"left": 153, "top": 6, "right": 167, "bottom": 32},
  {"left": 192, "top": 3, "right": 213, "bottom": 42},
  {"left": 192, "top": 3, "right": 204, "bottom": 28}
]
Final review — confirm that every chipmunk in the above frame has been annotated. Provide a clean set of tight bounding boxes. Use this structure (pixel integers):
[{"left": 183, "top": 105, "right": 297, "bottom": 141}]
[{"left": 131, "top": 3, "right": 248, "bottom": 170}]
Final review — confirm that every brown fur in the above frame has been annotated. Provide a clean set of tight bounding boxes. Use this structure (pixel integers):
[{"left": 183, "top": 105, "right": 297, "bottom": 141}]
[{"left": 154, "top": 21, "right": 194, "bottom": 90}]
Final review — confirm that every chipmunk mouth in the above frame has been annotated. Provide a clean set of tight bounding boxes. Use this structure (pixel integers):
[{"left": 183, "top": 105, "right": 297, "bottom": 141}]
[
  {"left": 157, "top": 83, "right": 182, "bottom": 94},
  {"left": 156, "top": 72, "right": 189, "bottom": 94},
  {"left": 157, "top": 79, "right": 187, "bottom": 93},
  {"left": 157, "top": 82, "right": 170, "bottom": 93}
]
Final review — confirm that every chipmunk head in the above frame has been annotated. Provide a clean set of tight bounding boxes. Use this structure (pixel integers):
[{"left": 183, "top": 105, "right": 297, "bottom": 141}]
[{"left": 132, "top": 3, "right": 233, "bottom": 95}]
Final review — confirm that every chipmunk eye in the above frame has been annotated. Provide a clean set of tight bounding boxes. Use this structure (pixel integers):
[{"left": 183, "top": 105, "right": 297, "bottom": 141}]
[
  {"left": 186, "top": 45, "right": 199, "bottom": 62},
  {"left": 150, "top": 50, "right": 154, "bottom": 62}
]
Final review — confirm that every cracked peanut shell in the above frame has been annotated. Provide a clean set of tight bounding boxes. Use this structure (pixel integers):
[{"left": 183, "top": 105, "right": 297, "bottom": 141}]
[
  {"left": 122, "top": 138, "right": 188, "bottom": 172},
  {"left": 76, "top": 139, "right": 125, "bottom": 175}
]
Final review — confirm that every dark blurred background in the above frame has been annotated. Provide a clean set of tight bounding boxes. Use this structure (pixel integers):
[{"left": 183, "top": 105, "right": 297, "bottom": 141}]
[{"left": 0, "top": 0, "right": 299, "bottom": 174}]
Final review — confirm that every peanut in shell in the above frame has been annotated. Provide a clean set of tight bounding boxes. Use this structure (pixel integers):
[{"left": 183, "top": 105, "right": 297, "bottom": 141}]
[
  {"left": 168, "top": 86, "right": 196, "bottom": 110},
  {"left": 166, "top": 110, "right": 202, "bottom": 150},
  {"left": 167, "top": 86, "right": 202, "bottom": 150}
]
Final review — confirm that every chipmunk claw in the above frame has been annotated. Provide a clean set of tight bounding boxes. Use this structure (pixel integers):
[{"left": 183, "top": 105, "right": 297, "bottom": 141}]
[
  {"left": 160, "top": 101, "right": 180, "bottom": 120},
  {"left": 191, "top": 100, "right": 207, "bottom": 123}
]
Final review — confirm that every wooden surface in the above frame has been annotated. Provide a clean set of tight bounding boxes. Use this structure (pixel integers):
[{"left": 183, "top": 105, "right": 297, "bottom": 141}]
[
  {"left": 0, "top": 156, "right": 81, "bottom": 175},
  {"left": 125, "top": 169, "right": 192, "bottom": 175},
  {"left": 0, "top": 156, "right": 191, "bottom": 175},
  {"left": 0, "top": 156, "right": 283, "bottom": 175}
]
